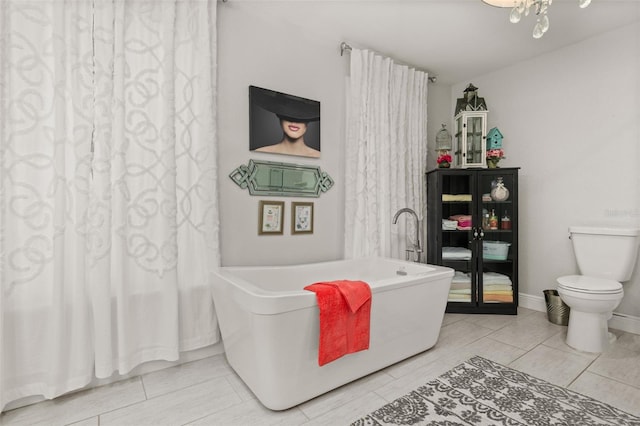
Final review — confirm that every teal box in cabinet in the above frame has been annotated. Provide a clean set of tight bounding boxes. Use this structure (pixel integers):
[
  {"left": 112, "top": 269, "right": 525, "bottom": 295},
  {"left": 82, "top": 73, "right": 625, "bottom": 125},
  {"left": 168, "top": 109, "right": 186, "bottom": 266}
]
[{"left": 483, "top": 240, "right": 510, "bottom": 260}]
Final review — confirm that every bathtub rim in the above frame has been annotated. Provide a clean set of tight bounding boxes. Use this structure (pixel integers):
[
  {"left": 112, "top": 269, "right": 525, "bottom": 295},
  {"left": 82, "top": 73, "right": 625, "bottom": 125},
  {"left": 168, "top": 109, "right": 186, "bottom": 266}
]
[{"left": 212, "top": 257, "right": 454, "bottom": 315}]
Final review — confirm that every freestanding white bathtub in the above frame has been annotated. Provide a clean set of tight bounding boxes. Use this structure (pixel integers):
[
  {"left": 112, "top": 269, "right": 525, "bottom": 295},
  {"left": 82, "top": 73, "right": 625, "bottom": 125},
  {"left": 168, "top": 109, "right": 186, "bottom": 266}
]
[{"left": 211, "top": 257, "right": 453, "bottom": 410}]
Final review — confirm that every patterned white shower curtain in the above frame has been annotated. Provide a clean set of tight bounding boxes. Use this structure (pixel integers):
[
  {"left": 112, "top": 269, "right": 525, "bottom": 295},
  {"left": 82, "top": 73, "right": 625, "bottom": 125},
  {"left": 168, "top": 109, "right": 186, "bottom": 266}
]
[
  {"left": 0, "top": 0, "right": 219, "bottom": 410},
  {"left": 344, "top": 48, "right": 429, "bottom": 260}
]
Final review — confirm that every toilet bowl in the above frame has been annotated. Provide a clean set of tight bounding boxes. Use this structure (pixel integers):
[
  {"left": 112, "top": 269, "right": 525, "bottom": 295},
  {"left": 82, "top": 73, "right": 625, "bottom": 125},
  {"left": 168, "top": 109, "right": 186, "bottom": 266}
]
[
  {"left": 556, "top": 226, "right": 640, "bottom": 353},
  {"left": 556, "top": 275, "right": 623, "bottom": 353}
]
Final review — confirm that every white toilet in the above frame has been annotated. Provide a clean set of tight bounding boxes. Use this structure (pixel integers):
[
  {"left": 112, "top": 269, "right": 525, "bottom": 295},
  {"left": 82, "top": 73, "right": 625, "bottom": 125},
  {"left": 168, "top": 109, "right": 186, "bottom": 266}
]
[{"left": 557, "top": 226, "right": 640, "bottom": 353}]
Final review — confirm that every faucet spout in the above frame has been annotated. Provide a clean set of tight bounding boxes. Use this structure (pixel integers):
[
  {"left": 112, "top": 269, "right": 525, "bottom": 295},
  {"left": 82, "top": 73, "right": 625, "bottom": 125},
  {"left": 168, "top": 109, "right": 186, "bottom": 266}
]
[
  {"left": 392, "top": 207, "right": 417, "bottom": 224},
  {"left": 392, "top": 208, "right": 422, "bottom": 262}
]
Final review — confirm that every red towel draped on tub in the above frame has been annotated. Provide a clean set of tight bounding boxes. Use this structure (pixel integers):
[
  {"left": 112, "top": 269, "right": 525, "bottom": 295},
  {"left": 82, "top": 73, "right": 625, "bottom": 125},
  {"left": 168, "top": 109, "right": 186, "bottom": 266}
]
[{"left": 304, "top": 280, "right": 371, "bottom": 366}]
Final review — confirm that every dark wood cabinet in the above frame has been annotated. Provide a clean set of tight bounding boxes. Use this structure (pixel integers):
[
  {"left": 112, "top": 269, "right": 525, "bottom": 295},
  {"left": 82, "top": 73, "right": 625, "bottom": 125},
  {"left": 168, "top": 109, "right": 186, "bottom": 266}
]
[{"left": 426, "top": 168, "right": 519, "bottom": 314}]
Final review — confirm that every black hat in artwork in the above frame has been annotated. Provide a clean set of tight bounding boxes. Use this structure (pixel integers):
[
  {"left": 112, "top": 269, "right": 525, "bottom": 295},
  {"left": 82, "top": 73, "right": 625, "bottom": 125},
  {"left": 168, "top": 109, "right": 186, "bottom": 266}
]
[{"left": 250, "top": 86, "right": 320, "bottom": 122}]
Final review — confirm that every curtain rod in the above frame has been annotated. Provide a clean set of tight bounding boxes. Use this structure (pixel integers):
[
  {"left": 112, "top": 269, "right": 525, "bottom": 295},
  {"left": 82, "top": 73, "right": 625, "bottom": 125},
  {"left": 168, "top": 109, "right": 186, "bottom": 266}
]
[{"left": 340, "top": 42, "right": 437, "bottom": 83}]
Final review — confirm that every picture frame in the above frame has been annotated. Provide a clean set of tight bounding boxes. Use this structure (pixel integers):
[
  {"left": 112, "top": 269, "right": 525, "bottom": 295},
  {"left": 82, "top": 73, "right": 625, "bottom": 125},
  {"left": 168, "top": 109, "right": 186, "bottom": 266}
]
[
  {"left": 291, "top": 202, "right": 314, "bottom": 235},
  {"left": 258, "top": 200, "right": 284, "bottom": 235},
  {"left": 249, "top": 86, "right": 321, "bottom": 159}
]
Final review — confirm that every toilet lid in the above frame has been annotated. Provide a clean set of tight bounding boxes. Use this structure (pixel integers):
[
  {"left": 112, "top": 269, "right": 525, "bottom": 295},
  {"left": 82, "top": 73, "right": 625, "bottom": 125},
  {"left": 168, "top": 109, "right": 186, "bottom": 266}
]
[{"left": 557, "top": 275, "right": 622, "bottom": 293}]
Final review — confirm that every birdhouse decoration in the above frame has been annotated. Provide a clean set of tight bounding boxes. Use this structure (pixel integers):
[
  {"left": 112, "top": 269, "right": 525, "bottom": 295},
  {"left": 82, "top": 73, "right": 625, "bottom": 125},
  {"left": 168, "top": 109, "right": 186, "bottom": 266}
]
[
  {"left": 486, "top": 127, "right": 506, "bottom": 168},
  {"left": 435, "top": 124, "right": 452, "bottom": 168},
  {"left": 486, "top": 127, "right": 504, "bottom": 150},
  {"left": 453, "top": 84, "right": 488, "bottom": 168}
]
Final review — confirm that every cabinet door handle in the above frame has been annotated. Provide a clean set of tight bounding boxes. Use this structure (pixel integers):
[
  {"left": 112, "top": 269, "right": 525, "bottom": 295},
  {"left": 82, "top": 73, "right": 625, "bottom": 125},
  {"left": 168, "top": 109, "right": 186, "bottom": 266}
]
[
  {"left": 473, "top": 228, "right": 478, "bottom": 239},
  {"left": 479, "top": 229, "right": 484, "bottom": 239}
]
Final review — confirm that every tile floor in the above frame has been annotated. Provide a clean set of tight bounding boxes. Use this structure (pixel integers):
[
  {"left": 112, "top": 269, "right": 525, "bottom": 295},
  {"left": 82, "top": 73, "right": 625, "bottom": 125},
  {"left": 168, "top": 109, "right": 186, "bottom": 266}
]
[{"left": 2, "top": 307, "right": 640, "bottom": 425}]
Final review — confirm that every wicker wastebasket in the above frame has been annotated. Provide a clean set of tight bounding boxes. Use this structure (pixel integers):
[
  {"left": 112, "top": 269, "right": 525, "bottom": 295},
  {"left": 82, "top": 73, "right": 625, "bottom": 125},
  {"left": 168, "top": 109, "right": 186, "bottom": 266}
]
[{"left": 543, "top": 289, "right": 570, "bottom": 326}]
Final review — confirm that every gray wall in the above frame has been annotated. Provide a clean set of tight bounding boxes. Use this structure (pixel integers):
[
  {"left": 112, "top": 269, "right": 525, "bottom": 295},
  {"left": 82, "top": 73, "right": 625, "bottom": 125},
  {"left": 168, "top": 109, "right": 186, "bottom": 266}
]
[
  {"left": 453, "top": 23, "right": 640, "bottom": 317},
  {"left": 218, "top": 3, "right": 345, "bottom": 266},
  {"left": 217, "top": 2, "right": 450, "bottom": 267},
  {"left": 217, "top": 4, "right": 640, "bottom": 320}
]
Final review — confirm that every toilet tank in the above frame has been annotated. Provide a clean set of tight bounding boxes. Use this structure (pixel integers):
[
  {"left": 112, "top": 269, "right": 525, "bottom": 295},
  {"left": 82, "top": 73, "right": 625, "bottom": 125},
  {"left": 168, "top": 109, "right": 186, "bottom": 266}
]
[{"left": 570, "top": 226, "right": 640, "bottom": 282}]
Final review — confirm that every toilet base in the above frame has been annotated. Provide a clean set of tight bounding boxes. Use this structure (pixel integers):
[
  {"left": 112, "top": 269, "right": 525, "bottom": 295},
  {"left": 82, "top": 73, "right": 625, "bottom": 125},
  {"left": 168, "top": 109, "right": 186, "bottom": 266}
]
[{"left": 565, "top": 310, "right": 613, "bottom": 353}]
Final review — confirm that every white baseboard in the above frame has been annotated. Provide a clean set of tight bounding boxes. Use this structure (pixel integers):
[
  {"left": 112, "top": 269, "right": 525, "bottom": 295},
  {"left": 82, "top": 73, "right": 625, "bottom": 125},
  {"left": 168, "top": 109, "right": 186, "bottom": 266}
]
[
  {"left": 609, "top": 312, "right": 640, "bottom": 335},
  {"left": 519, "top": 292, "right": 640, "bottom": 335},
  {"left": 518, "top": 292, "right": 547, "bottom": 313}
]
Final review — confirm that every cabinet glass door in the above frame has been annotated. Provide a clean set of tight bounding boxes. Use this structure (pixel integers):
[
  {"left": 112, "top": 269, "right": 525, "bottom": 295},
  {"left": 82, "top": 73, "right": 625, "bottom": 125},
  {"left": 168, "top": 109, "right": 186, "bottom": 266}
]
[
  {"left": 479, "top": 172, "right": 515, "bottom": 306},
  {"left": 439, "top": 173, "right": 475, "bottom": 304}
]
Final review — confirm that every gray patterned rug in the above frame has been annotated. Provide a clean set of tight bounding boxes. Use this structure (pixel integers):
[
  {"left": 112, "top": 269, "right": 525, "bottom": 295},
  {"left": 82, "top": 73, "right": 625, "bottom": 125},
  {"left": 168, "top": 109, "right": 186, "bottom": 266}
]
[{"left": 352, "top": 356, "right": 640, "bottom": 426}]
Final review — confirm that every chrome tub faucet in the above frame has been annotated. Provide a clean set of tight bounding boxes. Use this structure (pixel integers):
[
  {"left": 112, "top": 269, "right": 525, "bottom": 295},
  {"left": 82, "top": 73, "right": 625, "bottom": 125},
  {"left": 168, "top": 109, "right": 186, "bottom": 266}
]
[{"left": 392, "top": 208, "right": 422, "bottom": 262}]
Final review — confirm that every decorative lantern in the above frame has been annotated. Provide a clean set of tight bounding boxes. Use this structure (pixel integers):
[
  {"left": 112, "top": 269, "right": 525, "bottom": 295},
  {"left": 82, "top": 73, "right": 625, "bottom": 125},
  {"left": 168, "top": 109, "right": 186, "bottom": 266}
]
[
  {"left": 454, "top": 83, "right": 487, "bottom": 114},
  {"left": 435, "top": 124, "right": 453, "bottom": 168},
  {"left": 486, "top": 127, "right": 504, "bottom": 150},
  {"left": 453, "top": 84, "right": 488, "bottom": 168}
]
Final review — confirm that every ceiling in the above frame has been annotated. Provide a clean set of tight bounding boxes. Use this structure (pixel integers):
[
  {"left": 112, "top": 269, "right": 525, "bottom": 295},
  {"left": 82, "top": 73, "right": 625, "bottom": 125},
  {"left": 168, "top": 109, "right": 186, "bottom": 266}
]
[{"left": 249, "top": 0, "right": 640, "bottom": 85}]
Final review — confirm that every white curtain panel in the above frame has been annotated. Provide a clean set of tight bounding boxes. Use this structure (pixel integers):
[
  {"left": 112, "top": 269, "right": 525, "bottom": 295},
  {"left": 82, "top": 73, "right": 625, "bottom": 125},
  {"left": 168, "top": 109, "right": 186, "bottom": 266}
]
[
  {"left": 0, "top": 0, "right": 219, "bottom": 409},
  {"left": 344, "top": 48, "right": 429, "bottom": 260}
]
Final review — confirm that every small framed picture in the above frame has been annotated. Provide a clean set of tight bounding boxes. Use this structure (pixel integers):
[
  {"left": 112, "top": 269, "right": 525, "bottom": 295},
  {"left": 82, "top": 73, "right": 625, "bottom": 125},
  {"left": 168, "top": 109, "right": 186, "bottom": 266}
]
[
  {"left": 258, "top": 201, "right": 284, "bottom": 235},
  {"left": 291, "top": 202, "right": 314, "bottom": 235}
]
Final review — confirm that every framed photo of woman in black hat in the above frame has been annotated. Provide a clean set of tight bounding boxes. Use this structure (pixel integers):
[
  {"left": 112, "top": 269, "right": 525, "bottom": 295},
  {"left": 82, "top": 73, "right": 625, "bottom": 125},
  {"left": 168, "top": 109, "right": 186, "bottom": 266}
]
[{"left": 249, "top": 86, "right": 321, "bottom": 158}]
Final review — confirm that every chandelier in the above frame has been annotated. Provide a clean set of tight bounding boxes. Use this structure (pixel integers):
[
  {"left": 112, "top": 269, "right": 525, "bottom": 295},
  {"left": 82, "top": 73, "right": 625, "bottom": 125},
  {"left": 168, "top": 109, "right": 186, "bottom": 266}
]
[{"left": 482, "top": 0, "right": 592, "bottom": 39}]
